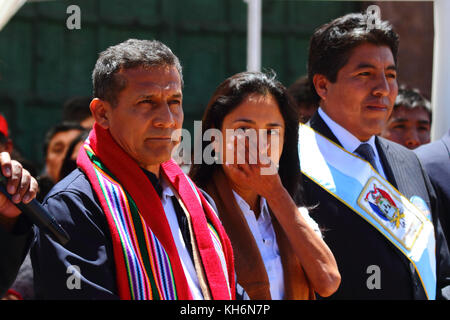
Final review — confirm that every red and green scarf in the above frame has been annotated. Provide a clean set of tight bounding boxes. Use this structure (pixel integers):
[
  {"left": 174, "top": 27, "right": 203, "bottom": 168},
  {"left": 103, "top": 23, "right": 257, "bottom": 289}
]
[{"left": 77, "top": 124, "right": 235, "bottom": 300}]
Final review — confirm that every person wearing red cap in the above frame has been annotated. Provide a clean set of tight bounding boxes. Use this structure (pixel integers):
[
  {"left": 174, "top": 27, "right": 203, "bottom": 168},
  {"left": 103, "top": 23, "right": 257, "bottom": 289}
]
[{"left": 0, "top": 114, "right": 13, "bottom": 154}]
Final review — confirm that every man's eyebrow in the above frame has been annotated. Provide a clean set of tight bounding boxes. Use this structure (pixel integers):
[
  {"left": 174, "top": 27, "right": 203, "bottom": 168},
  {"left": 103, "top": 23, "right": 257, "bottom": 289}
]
[
  {"left": 136, "top": 94, "right": 156, "bottom": 100},
  {"left": 355, "top": 63, "right": 376, "bottom": 70},
  {"left": 136, "top": 93, "right": 182, "bottom": 99},
  {"left": 391, "top": 115, "right": 430, "bottom": 124},
  {"left": 386, "top": 65, "right": 397, "bottom": 71},
  {"left": 354, "top": 63, "right": 397, "bottom": 71},
  {"left": 391, "top": 117, "right": 408, "bottom": 122}
]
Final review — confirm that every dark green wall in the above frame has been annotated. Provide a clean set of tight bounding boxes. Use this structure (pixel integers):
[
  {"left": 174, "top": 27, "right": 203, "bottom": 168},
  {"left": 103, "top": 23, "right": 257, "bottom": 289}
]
[{"left": 0, "top": 0, "right": 359, "bottom": 169}]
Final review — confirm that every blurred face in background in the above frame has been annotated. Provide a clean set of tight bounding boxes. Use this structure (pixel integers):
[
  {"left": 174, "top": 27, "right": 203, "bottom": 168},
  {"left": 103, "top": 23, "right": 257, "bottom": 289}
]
[
  {"left": 45, "top": 129, "right": 83, "bottom": 182},
  {"left": 70, "top": 140, "right": 85, "bottom": 161},
  {"left": 80, "top": 116, "right": 95, "bottom": 129},
  {"left": 381, "top": 105, "right": 431, "bottom": 149},
  {"left": 298, "top": 103, "right": 318, "bottom": 123}
]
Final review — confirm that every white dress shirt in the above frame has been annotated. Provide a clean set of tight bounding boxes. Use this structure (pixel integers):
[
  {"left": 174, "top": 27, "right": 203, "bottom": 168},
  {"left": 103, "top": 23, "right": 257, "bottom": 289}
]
[
  {"left": 232, "top": 190, "right": 321, "bottom": 300},
  {"left": 160, "top": 177, "right": 204, "bottom": 300},
  {"left": 318, "top": 107, "right": 387, "bottom": 179}
]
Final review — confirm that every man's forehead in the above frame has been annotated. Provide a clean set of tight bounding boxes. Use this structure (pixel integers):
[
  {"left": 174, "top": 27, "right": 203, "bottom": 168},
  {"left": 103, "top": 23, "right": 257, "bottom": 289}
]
[
  {"left": 346, "top": 44, "right": 396, "bottom": 68},
  {"left": 120, "top": 65, "right": 181, "bottom": 83},
  {"left": 119, "top": 65, "right": 182, "bottom": 94},
  {"left": 135, "top": 80, "right": 181, "bottom": 92},
  {"left": 392, "top": 106, "right": 431, "bottom": 121}
]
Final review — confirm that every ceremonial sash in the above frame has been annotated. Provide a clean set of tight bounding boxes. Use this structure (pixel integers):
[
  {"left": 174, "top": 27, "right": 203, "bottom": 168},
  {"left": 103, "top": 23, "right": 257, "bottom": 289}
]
[
  {"left": 77, "top": 124, "right": 235, "bottom": 300},
  {"left": 298, "top": 124, "right": 437, "bottom": 299}
]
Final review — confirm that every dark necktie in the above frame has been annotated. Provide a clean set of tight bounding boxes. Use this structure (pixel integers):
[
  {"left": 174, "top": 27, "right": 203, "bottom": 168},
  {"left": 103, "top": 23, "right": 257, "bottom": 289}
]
[
  {"left": 142, "top": 168, "right": 194, "bottom": 260},
  {"left": 355, "top": 143, "right": 379, "bottom": 173},
  {"left": 142, "top": 169, "right": 163, "bottom": 197}
]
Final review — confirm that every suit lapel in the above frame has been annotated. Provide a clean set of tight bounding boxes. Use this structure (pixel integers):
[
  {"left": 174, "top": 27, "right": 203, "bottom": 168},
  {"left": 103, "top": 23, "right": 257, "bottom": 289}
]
[
  {"left": 308, "top": 112, "right": 341, "bottom": 146},
  {"left": 374, "top": 136, "right": 399, "bottom": 189},
  {"left": 376, "top": 136, "right": 432, "bottom": 207}
]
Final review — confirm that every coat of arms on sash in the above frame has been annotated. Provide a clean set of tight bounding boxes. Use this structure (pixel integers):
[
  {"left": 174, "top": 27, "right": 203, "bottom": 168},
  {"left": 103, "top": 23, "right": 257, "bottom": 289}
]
[
  {"left": 364, "top": 184, "right": 405, "bottom": 229},
  {"left": 357, "top": 177, "right": 424, "bottom": 250}
]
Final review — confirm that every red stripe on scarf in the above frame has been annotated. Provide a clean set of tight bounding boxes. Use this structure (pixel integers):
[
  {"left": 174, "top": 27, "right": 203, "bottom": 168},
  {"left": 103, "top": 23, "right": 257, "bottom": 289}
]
[
  {"left": 77, "top": 124, "right": 192, "bottom": 299},
  {"left": 162, "top": 160, "right": 236, "bottom": 299},
  {"left": 77, "top": 149, "right": 132, "bottom": 299}
]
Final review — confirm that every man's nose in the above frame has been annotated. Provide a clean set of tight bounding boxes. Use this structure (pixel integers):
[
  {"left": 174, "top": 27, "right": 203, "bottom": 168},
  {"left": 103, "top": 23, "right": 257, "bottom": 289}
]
[
  {"left": 153, "top": 104, "right": 176, "bottom": 128},
  {"left": 372, "top": 74, "right": 391, "bottom": 97},
  {"left": 405, "top": 129, "right": 421, "bottom": 149}
]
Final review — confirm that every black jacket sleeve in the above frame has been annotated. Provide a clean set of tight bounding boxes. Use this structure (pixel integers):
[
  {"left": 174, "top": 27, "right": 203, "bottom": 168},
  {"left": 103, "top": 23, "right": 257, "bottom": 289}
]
[
  {"left": 0, "top": 215, "right": 33, "bottom": 296},
  {"left": 30, "top": 170, "right": 118, "bottom": 299}
]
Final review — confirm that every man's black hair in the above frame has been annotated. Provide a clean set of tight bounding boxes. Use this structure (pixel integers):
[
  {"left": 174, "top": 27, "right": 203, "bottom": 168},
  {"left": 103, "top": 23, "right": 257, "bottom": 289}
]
[{"left": 308, "top": 12, "right": 399, "bottom": 104}]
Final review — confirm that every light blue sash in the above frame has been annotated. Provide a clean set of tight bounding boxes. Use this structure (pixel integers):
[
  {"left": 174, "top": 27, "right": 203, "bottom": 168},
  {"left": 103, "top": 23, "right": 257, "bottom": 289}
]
[{"left": 299, "top": 124, "right": 437, "bottom": 299}]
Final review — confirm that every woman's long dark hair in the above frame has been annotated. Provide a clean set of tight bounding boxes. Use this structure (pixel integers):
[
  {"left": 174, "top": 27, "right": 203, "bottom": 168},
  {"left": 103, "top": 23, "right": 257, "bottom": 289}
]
[{"left": 189, "top": 71, "right": 305, "bottom": 206}]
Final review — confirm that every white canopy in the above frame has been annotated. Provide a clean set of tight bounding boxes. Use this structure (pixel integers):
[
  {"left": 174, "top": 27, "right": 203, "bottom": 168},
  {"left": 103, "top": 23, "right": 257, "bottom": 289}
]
[{"left": 0, "top": 0, "right": 27, "bottom": 31}]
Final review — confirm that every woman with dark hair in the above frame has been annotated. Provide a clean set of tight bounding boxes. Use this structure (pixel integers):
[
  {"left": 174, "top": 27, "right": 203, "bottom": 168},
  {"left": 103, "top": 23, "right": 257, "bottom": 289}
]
[{"left": 190, "top": 71, "right": 340, "bottom": 299}]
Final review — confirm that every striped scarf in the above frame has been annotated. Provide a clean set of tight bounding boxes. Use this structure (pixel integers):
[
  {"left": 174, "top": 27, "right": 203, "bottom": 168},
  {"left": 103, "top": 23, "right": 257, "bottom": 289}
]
[{"left": 77, "top": 124, "right": 235, "bottom": 300}]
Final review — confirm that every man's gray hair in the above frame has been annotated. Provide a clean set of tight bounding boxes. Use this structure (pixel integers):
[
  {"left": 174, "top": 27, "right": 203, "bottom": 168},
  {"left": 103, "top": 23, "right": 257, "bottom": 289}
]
[{"left": 92, "top": 39, "right": 183, "bottom": 106}]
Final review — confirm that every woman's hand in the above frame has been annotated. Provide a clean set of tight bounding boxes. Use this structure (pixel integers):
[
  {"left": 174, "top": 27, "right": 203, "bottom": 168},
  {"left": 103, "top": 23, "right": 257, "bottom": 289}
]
[
  {"left": 223, "top": 133, "right": 340, "bottom": 297},
  {"left": 224, "top": 133, "right": 284, "bottom": 200}
]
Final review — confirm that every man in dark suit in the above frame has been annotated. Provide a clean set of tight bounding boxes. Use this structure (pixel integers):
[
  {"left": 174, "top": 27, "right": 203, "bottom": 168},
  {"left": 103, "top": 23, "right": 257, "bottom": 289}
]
[
  {"left": 415, "top": 129, "right": 450, "bottom": 247},
  {"left": 301, "top": 12, "right": 450, "bottom": 299},
  {"left": 0, "top": 151, "right": 38, "bottom": 295}
]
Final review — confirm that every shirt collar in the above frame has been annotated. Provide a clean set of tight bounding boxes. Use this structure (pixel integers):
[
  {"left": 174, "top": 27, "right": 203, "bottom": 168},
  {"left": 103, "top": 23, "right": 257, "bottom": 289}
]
[
  {"left": 141, "top": 168, "right": 163, "bottom": 197},
  {"left": 160, "top": 175, "right": 175, "bottom": 200},
  {"left": 232, "top": 190, "right": 271, "bottom": 221},
  {"left": 318, "top": 107, "right": 378, "bottom": 154},
  {"left": 140, "top": 167, "right": 174, "bottom": 200}
]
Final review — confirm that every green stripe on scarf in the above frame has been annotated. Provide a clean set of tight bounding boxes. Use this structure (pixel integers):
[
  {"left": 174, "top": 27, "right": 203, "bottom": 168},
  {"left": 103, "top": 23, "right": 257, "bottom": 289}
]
[
  {"left": 88, "top": 148, "right": 163, "bottom": 299},
  {"left": 126, "top": 197, "right": 161, "bottom": 300}
]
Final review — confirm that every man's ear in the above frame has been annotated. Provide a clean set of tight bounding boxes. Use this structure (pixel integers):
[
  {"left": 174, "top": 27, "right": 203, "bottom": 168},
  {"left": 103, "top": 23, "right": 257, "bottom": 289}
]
[
  {"left": 90, "top": 98, "right": 111, "bottom": 129},
  {"left": 312, "top": 74, "right": 330, "bottom": 102}
]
